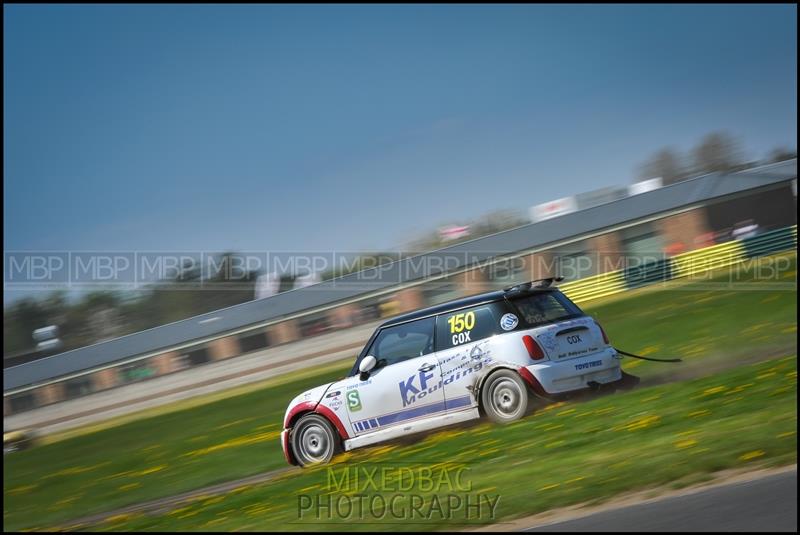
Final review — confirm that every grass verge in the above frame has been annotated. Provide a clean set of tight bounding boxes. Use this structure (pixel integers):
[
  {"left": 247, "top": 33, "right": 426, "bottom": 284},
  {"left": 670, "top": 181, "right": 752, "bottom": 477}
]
[{"left": 68, "top": 355, "right": 799, "bottom": 531}]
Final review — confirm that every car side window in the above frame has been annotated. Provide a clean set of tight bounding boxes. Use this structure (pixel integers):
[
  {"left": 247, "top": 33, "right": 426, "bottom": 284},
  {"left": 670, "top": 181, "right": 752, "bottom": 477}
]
[
  {"left": 435, "top": 303, "right": 503, "bottom": 351},
  {"left": 366, "top": 317, "right": 435, "bottom": 369}
]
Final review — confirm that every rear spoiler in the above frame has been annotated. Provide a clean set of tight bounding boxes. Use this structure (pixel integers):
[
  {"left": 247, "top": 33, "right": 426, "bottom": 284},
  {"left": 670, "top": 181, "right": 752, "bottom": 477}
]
[{"left": 503, "top": 277, "right": 564, "bottom": 295}]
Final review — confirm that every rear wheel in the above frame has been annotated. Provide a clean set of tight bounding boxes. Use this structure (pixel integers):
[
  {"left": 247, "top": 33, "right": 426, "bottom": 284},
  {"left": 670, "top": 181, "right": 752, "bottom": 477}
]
[
  {"left": 481, "top": 370, "right": 530, "bottom": 424},
  {"left": 291, "top": 414, "right": 341, "bottom": 467}
]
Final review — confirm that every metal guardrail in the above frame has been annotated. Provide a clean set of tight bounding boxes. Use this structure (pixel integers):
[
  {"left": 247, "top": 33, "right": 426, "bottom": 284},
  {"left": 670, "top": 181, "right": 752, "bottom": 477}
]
[
  {"left": 559, "top": 270, "right": 625, "bottom": 303},
  {"left": 671, "top": 240, "right": 744, "bottom": 279},
  {"left": 561, "top": 225, "right": 798, "bottom": 304},
  {"left": 741, "top": 226, "right": 797, "bottom": 258}
]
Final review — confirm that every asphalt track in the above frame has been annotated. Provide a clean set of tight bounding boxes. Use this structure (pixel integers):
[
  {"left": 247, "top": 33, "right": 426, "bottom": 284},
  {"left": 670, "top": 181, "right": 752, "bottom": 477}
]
[{"left": 524, "top": 469, "right": 797, "bottom": 532}]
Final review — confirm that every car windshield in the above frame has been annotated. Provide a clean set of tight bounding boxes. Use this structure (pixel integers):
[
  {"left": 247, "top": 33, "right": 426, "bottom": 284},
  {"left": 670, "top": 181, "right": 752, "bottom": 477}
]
[{"left": 510, "top": 291, "right": 582, "bottom": 327}]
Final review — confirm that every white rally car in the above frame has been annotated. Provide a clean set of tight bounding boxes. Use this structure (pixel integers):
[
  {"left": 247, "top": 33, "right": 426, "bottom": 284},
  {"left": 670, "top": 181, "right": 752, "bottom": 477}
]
[{"left": 281, "top": 278, "right": 639, "bottom": 466}]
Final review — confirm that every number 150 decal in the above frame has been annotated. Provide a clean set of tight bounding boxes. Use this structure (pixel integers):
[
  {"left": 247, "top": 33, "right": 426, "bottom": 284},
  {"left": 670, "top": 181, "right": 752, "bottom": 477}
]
[{"left": 447, "top": 311, "right": 475, "bottom": 345}]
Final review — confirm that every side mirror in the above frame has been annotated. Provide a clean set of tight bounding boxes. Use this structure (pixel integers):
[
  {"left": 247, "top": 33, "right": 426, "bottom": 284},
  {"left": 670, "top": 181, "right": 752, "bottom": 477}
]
[{"left": 359, "top": 355, "right": 377, "bottom": 374}]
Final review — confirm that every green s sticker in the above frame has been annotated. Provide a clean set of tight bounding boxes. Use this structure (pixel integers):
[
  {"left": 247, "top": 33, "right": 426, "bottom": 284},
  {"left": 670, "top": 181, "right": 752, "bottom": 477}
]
[{"left": 347, "top": 390, "right": 362, "bottom": 412}]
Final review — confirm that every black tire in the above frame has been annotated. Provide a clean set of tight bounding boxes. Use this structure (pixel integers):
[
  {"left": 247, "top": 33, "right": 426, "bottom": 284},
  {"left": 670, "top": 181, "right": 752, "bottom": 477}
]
[
  {"left": 290, "top": 413, "right": 341, "bottom": 467},
  {"left": 480, "top": 370, "right": 530, "bottom": 424}
]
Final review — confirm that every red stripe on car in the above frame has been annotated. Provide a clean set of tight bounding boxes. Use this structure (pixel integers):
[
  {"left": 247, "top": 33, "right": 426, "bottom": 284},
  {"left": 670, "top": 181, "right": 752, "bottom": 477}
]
[
  {"left": 283, "top": 401, "right": 317, "bottom": 429},
  {"left": 517, "top": 367, "right": 549, "bottom": 397}
]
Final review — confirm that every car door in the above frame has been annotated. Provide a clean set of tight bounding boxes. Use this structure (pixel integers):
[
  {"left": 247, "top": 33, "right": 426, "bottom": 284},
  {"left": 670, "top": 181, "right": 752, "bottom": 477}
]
[
  {"left": 434, "top": 303, "right": 505, "bottom": 412},
  {"left": 342, "top": 317, "right": 444, "bottom": 436}
]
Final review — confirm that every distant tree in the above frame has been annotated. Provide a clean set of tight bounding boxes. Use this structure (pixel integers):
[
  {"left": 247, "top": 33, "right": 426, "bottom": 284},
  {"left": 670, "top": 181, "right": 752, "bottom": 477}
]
[
  {"left": 692, "top": 131, "right": 743, "bottom": 175},
  {"left": 3, "top": 298, "right": 49, "bottom": 353},
  {"left": 320, "top": 253, "right": 400, "bottom": 281},
  {"left": 473, "top": 209, "right": 528, "bottom": 237},
  {"left": 64, "top": 291, "right": 123, "bottom": 348},
  {"left": 41, "top": 290, "right": 69, "bottom": 329},
  {"left": 406, "top": 209, "right": 527, "bottom": 252},
  {"left": 205, "top": 252, "right": 259, "bottom": 309},
  {"left": 177, "top": 256, "right": 202, "bottom": 282},
  {"left": 278, "top": 273, "right": 296, "bottom": 293},
  {"left": 768, "top": 147, "right": 797, "bottom": 163},
  {"left": 637, "top": 148, "right": 686, "bottom": 185}
]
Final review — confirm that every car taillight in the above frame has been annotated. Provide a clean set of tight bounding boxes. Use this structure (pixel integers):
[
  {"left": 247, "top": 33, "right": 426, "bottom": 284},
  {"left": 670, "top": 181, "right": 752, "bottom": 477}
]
[
  {"left": 522, "top": 335, "right": 545, "bottom": 361},
  {"left": 595, "top": 321, "right": 610, "bottom": 344}
]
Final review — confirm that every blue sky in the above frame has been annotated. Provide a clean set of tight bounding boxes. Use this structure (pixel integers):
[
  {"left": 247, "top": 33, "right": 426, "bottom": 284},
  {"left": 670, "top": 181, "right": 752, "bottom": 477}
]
[{"left": 4, "top": 4, "right": 797, "bottom": 257}]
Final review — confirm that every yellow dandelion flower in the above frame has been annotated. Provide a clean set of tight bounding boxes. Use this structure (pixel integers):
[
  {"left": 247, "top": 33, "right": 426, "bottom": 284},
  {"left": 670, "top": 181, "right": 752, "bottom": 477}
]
[
  {"left": 203, "top": 496, "right": 225, "bottom": 506},
  {"left": 594, "top": 407, "right": 616, "bottom": 415},
  {"left": 104, "top": 513, "right": 137, "bottom": 524},
  {"left": 178, "top": 509, "right": 200, "bottom": 519},
  {"left": 639, "top": 345, "right": 661, "bottom": 356},
  {"left": 135, "top": 465, "right": 167, "bottom": 476},
  {"left": 739, "top": 450, "right": 765, "bottom": 461},
  {"left": 7, "top": 484, "right": 37, "bottom": 495},
  {"left": 620, "top": 414, "right": 661, "bottom": 431}
]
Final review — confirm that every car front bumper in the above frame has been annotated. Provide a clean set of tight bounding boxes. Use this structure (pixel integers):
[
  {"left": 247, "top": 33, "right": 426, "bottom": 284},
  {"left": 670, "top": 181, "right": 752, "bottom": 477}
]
[{"left": 280, "top": 429, "right": 296, "bottom": 465}]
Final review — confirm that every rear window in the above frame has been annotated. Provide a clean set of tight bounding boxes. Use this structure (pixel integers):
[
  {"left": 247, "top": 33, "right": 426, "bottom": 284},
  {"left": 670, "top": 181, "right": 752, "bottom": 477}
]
[{"left": 511, "top": 291, "right": 582, "bottom": 327}]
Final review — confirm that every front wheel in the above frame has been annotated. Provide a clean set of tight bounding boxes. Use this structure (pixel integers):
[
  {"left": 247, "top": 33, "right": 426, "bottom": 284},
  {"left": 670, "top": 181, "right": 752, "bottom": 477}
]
[
  {"left": 290, "top": 413, "right": 341, "bottom": 467},
  {"left": 481, "top": 370, "right": 530, "bottom": 424}
]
